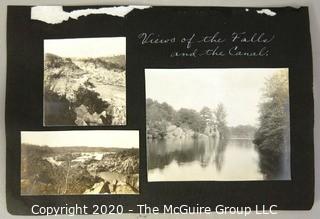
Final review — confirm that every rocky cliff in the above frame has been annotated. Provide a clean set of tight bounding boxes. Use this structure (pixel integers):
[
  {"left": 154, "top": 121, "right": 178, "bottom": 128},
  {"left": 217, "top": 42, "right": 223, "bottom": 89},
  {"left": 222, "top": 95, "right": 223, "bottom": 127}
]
[
  {"left": 21, "top": 145, "right": 139, "bottom": 195},
  {"left": 44, "top": 53, "right": 126, "bottom": 126}
]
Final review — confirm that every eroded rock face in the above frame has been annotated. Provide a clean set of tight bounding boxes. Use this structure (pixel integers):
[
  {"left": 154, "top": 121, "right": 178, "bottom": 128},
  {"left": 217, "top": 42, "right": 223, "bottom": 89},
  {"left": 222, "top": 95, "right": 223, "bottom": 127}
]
[
  {"left": 84, "top": 150, "right": 140, "bottom": 194},
  {"left": 165, "top": 124, "right": 195, "bottom": 139},
  {"left": 84, "top": 177, "right": 138, "bottom": 195},
  {"left": 66, "top": 167, "right": 103, "bottom": 194},
  {"left": 113, "top": 184, "right": 136, "bottom": 194},
  {"left": 21, "top": 144, "right": 139, "bottom": 195},
  {"left": 88, "top": 150, "right": 139, "bottom": 175},
  {"left": 44, "top": 53, "right": 126, "bottom": 126}
]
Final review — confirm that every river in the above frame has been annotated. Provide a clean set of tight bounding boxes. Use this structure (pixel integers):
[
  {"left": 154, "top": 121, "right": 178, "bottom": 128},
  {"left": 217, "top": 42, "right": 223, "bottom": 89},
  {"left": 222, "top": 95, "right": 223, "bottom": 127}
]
[{"left": 147, "top": 137, "right": 264, "bottom": 181}]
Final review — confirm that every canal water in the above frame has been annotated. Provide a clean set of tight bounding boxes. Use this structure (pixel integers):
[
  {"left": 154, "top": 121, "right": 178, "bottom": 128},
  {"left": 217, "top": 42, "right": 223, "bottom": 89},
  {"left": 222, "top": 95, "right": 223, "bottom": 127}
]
[{"left": 147, "top": 137, "right": 264, "bottom": 181}]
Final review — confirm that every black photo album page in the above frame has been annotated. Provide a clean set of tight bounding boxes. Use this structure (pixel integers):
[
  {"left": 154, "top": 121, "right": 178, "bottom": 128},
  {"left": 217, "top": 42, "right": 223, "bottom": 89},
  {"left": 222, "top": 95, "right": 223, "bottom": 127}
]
[{"left": 6, "top": 5, "right": 314, "bottom": 215}]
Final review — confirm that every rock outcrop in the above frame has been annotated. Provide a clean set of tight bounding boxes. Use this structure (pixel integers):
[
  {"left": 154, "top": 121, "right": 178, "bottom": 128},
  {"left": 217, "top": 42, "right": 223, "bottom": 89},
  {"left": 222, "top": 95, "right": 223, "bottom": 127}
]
[
  {"left": 165, "top": 124, "right": 195, "bottom": 139},
  {"left": 21, "top": 144, "right": 139, "bottom": 195},
  {"left": 44, "top": 53, "right": 126, "bottom": 126}
]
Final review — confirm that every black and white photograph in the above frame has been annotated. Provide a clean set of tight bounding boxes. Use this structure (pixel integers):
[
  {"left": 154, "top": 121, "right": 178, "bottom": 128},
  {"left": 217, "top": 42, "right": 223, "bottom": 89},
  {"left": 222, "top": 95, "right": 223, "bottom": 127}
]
[
  {"left": 21, "top": 130, "right": 139, "bottom": 195},
  {"left": 146, "top": 68, "right": 290, "bottom": 181},
  {"left": 43, "top": 37, "right": 126, "bottom": 126}
]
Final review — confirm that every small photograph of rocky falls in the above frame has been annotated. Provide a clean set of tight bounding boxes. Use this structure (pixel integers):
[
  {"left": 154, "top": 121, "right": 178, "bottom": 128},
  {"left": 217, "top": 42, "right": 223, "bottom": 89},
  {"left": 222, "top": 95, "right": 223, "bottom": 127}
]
[
  {"left": 43, "top": 37, "right": 126, "bottom": 126},
  {"left": 21, "top": 131, "right": 139, "bottom": 195},
  {"left": 146, "top": 68, "right": 290, "bottom": 181}
]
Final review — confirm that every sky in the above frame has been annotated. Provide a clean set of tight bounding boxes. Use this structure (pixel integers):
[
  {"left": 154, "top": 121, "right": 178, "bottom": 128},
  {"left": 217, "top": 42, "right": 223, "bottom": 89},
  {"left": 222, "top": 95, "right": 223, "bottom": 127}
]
[
  {"left": 21, "top": 130, "right": 139, "bottom": 148},
  {"left": 44, "top": 37, "right": 125, "bottom": 58},
  {"left": 145, "top": 68, "right": 288, "bottom": 127}
]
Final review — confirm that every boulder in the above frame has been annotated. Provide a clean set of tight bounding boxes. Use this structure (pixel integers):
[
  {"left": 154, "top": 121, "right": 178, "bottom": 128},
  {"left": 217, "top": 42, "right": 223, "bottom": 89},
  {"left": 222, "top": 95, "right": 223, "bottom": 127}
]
[
  {"left": 185, "top": 129, "right": 195, "bottom": 138},
  {"left": 83, "top": 180, "right": 111, "bottom": 194},
  {"left": 167, "top": 125, "right": 177, "bottom": 132},
  {"left": 166, "top": 126, "right": 186, "bottom": 139},
  {"left": 74, "top": 105, "right": 104, "bottom": 126}
]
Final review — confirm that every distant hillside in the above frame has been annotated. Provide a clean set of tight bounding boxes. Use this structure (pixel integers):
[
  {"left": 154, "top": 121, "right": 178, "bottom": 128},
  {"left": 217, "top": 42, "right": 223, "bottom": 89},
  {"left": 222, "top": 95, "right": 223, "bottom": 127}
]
[
  {"left": 78, "top": 55, "right": 125, "bottom": 71},
  {"left": 21, "top": 144, "right": 55, "bottom": 156},
  {"left": 51, "top": 146, "right": 134, "bottom": 153},
  {"left": 103, "top": 55, "right": 126, "bottom": 67},
  {"left": 228, "top": 125, "right": 257, "bottom": 139},
  {"left": 21, "top": 144, "right": 137, "bottom": 154}
]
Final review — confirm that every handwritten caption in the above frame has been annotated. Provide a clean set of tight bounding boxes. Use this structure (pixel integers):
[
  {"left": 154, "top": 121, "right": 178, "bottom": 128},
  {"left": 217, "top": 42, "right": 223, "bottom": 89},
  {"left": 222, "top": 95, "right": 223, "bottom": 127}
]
[{"left": 137, "top": 32, "right": 275, "bottom": 58}]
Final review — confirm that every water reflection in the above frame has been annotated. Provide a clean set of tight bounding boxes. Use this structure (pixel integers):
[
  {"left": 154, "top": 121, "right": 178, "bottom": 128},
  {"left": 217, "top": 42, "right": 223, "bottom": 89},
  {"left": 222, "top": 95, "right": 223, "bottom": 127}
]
[{"left": 147, "top": 137, "right": 264, "bottom": 181}]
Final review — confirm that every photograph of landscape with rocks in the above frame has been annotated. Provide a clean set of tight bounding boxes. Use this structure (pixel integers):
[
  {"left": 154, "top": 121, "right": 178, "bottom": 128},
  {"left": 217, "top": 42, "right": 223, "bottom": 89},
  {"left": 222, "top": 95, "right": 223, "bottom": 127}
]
[
  {"left": 146, "top": 68, "right": 290, "bottom": 181},
  {"left": 43, "top": 37, "right": 126, "bottom": 126},
  {"left": 21, "top": 131, "right": 139, "bottom": 195}
]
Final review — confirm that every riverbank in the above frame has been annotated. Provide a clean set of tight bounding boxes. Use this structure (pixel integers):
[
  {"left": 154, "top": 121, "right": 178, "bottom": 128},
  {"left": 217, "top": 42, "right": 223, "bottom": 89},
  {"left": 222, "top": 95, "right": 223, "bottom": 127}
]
[
  {"left": 21, "top": 144, "right": 139, "bottom": 195},
  {"left": 147, "top": 122, "right": 220, "bottom": 140}
]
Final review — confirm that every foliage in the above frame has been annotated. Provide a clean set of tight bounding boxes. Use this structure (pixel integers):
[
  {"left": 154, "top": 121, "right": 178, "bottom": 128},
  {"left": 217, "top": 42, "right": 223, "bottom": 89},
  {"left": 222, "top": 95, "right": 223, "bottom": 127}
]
[
  {"left": 253, "top": 70, "right": 290, "bottom": 179},
  {"left": 44, "top": 53, "right": 80, "bottom": 71},
  {"left": 174, "top": 108, "right": 204, "bottom": 132},
  {"left": 44, "top": 53, "right": 64, "bottom": 69},
  {"left": 44, "top": 87, "right": 76, "bottom": 125},
  {"left": 146, "top": 98, "right": 225, "bottom": 139},
  {"left": 229, "top": 125, "right": 257, "bottom": 139},
  {"left": 147, "top": 120, "right": 168, "bottom": 139},
  {"left": 146, "top": 98, "right": 175, "bottom": 123},
  {"left": 21, "top": 144, "right": 137, "bottom": 195},
  {"left": 44, "top": 53, "right": 126, "bottom": 126},
  {"left": 74, "top": 86, "right": 110, "bottom": 114},
  {"left": 200, "top": 107, "right": 213, "bottom": 122},
  {"left": 84, "top": 80, "right": 96, "bottom": 88},
  {"left": 44, "top": 84, "right": 112, "bottom": 125},
  {"left": 214, "top": 103, "right": 229, "bottom": 137},
  {"left": 21, "top": 144, "right": 67, "bottom": 195},
  {"left": 82, "top": 56, "right": 125, "bottom": 71}
]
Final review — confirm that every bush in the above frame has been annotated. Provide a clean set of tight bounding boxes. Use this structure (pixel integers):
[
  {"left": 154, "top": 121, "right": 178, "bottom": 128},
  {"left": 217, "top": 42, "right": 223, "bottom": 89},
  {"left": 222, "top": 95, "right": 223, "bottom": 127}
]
[
  {"left": 74, "top": 86, "right": 109, "bottom": 114},
  {"left": 44, "top": 88, "right": 76, "bottom": 125}
]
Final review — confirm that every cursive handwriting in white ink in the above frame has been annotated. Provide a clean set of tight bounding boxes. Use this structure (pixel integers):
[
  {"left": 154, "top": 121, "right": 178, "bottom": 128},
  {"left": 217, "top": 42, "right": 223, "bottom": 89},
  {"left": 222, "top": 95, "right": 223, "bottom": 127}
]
[
  {"left": 137, "top": 33, "right": 176, "bottom": 45},
  {"left": 231, "top": 32, "right": 275, "bottom": 43},
  {"left": 137, "top": 32, "right": 275, "bottom": 58}
]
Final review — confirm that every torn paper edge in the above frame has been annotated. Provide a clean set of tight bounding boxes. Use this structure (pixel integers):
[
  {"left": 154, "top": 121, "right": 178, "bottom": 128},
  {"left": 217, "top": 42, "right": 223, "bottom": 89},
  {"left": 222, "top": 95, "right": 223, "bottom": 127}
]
[
  {"left": 31, "top": 5, "right": 151, "bottom": 24},
  {"left": 32, "top": 6, "right": 278, "bottom": 24},
  {"left": 256, "top": 9, "right": 277, "bottom": 16}
]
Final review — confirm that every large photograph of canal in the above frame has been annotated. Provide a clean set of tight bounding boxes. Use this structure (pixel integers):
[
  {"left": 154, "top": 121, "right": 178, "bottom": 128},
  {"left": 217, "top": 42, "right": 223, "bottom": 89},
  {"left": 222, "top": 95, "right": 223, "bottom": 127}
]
[
  {"left": 146, "top": 68, "right": 290, "bottom": 181},
  {"left": 21, "top": 130, "right": 139, "bottom": 195}
]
